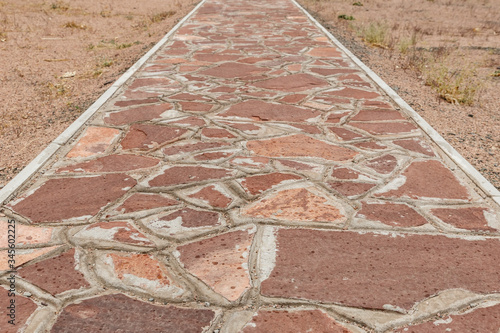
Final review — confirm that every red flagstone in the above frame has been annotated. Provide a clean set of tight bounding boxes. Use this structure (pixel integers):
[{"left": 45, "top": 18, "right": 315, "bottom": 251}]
[
  {"left": 148, "top": 166, "right": 234, "bottom": 187},
  {"left": 247, "top": 134, "right": 358, "bottom": 161},
  {"left": 351, "top": 109, "right": 405, "bottom": 121},
  {"left": 261, "top": 229, "right": 500, "bottom": 310},
  {"left": 331, "top": 167, "right": 365, "bottom": 180},
  {"left": 0, "top": 291, "right": 37, "bottom": 333},
  {"left": 325, "top": 87, "right": 380, "bottom": 99},
  {"left": 120, "top": 124, "right": 187, "bottom": 150},
  {"left": 365, "top": 154, "right": 398, "bottom": 174},
  {"left": 11, "top": 174, "right": 136, "bottom": 223},
  {"left": 194, "top": 151, "right": 233, "bottom": 161},
  {"left": 431, "top": 207, "right": 496, "bottom": 231},
  {"left": 219, "top": 100, "right": 320, "bottom": 122},
  {"left": 18, "top": 248, "right": 89, "bottom": 295},
  {"left": 310, "top": 68, "right": 359, "bottom": 76},
  {"left": 393, "top": 138, "right": 435, "bottom": 156},
  {"left": 76, "top": 221, "right": 154, "bottom": 246},
  {"left": 328, "top": 181, "right": 376, "bottom": 197},
  {"left": 350, "top": 121, "right": 418, "bottom": 135},
  {"left": 51, "top": 294, "right": 215, "bottom": 332},
  {"left": 306, "top": 47, "right": 342, "bottom": 58},
  {"left": 328, "top": 127, "right": 364, "bottom": 140},
  {"left": 178, "top": 101, "right": 214, "bottom": 112},
  {"left": 201, "top": 127, "right": 237, "bottom": 139},
  {"left": 177, "top": 230, "right": 254, "bottom": 301},
  {"left": 242, "top": 188, "right": 345, "bottom": 223},
  {"left": 163, "top": 141, "right": 231, "bottom": 156},
  {"left": 241, "top": 309, "right": 354, "bottom": 333},
  {"left": 67, "top": 127, "right": 120, "bottom": 158},
  {"left": 158, "top": 208, "right": 220, "bottom": 228},
  {"left": 376, "top": 160, "right": 470, "bottom": 200},
  {"left": 116, "top": 193, "right": 178, "bottom": 214},
  {"left": 240, "top": 173, "right": 302, "bottom": 195},
  {"left": 187, "top": 184, "right": 233, "bottom": 209},
  {"left": 356, "top": 202, "right": 428, "bottom": 227},
  {"left": 200, "top": 62, "right": 267, "bottom": 78},
  {"left": 252, "top": 73, "right": 329, "bottom": 92},
  {"left": 57, "top": 154, "right": 160, "bottom": 173},
  {"left": 104, "top": 103, "right": 173, "bottom": 126}
]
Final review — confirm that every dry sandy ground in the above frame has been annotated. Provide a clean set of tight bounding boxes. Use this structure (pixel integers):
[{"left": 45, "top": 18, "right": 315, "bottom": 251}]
[
  {"left": 0, "top": 0, "right": 197, "bottom": 188},
  {"left": 299, "top": 0, "right": 500, "bottom": 189}
]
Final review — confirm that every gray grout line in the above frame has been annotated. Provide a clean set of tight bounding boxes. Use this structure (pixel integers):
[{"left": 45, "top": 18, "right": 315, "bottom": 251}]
[
  {"left": 0, "top": 0, "right": 208, "bottom": 205},
  {"left": 290, "top": 0, "right": 500, "bottom": 205}
]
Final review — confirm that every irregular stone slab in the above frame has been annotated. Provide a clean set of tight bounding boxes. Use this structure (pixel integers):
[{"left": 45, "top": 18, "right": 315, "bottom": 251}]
[
  {"left": 351, "top": 109, "right": 405, "bottom": 121},
  {"left": 328, "top": 127, "right": 364, "bottom": 140},
  {"left": 187, "top": 184, "right": 234, "bottom": 209},
  {"left": 193, "top": 53, "right": 241, "bottom": 62},
  {"left": 354, "top": 141, "right": 388, "bottom": 150},
  {"left": 144, "top": 208, "right": 221, "bottom": 236},
  {"left": 325, "top": 87, "right": 380, "bottom": 99},
  {"left": 394, "top": 303, "right": 500, "bottom": 332},
  {"left": 166, "top": 116, "right": 206, "bottom": 127},
  {"left": 0, "top": 246, "right": 59, "bottom": 271},
  {"left": 57, "top": 154, "right": 160, "bottom": 173},
  {"left": 0, "top": 290, "right": 37, "bottom": 333},
  {"left": 375, "top": 161, "right": 470, "bottom": 200},
  {"left": 11, "top": 174, "right": 136, "bottom": 223},
  {"left": 179, "top": 101, "right": 214, "bottom": 112},
  {"left": 194, "top": 151, "right": 233, "bottom": 161},
  {"left": 201, "top": 127, "right": 237, "bottom": 139},
  {"left": 306, "top": 47, "right": 342, "bottom": 58},
  {"left": 241, "top": 309, "right": 353, "bottom": 333},
  {"left": 365, "top": 154, "right": 398, "bottom": 174},
  {"left": 242, "top": 187, "right": 345, "bottom": 223},
  {"left": 247, "top": 134, "right": 357, "bottom": 161},
  {"left": 0, "top": 221, "right": 53, "bottom": 246},
  {"left": 148, "top": 166, "right": 234, "bottom": 187},
  {"left": 393, "top": 138, "right": 434, "bottom": 156},
  {"left": 230, "top": 156, "right": 270, "bottom": 169},
  {"left": 431, "top": 207, "right": 496, "bottom": 231},
  {"left": 67, "top": 127, "right": 120, "bottom": 158},
  {"left": 350, "top": 122, "right": 418, "bottom": 135},
  {"left": 261, "top": 229, "right": 500, "bottom": 310},
  {"left": 116, "top": 193, "right": 178, "bottom": 214},
  {"left": 51, "top": 294, "right": 215, "bottom": 332},
  {"left": 331, "top": 167, "right": 367, "bottom": 180},
  {"left": 103, "top": 103, "right": 173, "bottom": 126},
  {"left": 310, "top": 68, "right": 359, "bottom": 76},
  {"left": 128, "top": 77, "right": 174, "bottom": 90},
  {"left": 99, "top": 253, "right": 184, "bottom": 297},
  {"left": 18, "top": 248, "right": 89, "bottom": 295},
  {"left": 218, "top": 100, "right": 320, "bottom": 122},
  {"left": 120, "top": 124, "right": 187, "bottom": 150},
  {"left": 75, "top": 221, "right": 154, "bottom": 246},
  {"left": 252, "top": 74, "right": 329, "bottom": 92},
  {"left": 239, "top": 173, "right": 302, "bottom": 195},
  {"left": 164, "top": 141, "right": 231, "bottom": 156},
  {"left": 177, "top": 229, "right": 254, "bottom": 301},
  {"left": 356, "top": 202, "right": 428, "bottom": 227},
  {"left": 200, "top": 62, "right": 267, "bottom": 78},
  {"left": 328, "top": 181, "right": 376, "bottom": 197}
]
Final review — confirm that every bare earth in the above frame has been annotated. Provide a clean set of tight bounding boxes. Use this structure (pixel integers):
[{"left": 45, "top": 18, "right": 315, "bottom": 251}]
[
  {"left": 298, "top": 0, "right": 500, "bottom": 189},
  {"left": 0, "top": 0, "right": 198, "bottom": 188}
]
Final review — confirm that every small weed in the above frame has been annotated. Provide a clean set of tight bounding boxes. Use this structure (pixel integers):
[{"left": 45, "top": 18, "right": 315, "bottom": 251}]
[
  {"left": 100, "top": 10, "right": 112, "bottom": 18},
  {"left": 101, "top": 59, "right": 113, "bottom": 67},
  {"left": 492, "top": 69, "right": 500, "bottom": 77},
  {"left": 357, "top": 22, "right": 389, "bottom": 47},
  {"left": 424, "top": 63, "right": 482, "bottom": 105},
  {"left": 63, "top": 21, "right": 87, "bottom": 30},
  {"left": 125, "top": 15, "right": 134, "bottom": 20},
  {"left": 50, "top": 1, "right": 69, "bottom": 11},
  {"left": 116, "top": 43, "right": 133, "bottom": 49},
  {"left": 352, "top": 2, "right": 363, "bottom": 6},
  {"left": 0, "top": 31, "right": 6, "bottom": 42},
  {"left": 338, "top": 14, "right": 355, "bottom": 21},
  {"left": 149, "top": 10, "right": 176, "bottom": 23},
  {"left": 87, "top": 43, "right": 95, "bottom": 50}
]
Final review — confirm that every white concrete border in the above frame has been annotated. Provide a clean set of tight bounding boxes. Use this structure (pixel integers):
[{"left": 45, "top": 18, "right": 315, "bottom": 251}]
[
  {"left": 291, "top": 0, "right": 500, "bottom": 206},
  {"left": 0, "top": 0, "right": 207, "bottom": 204}
]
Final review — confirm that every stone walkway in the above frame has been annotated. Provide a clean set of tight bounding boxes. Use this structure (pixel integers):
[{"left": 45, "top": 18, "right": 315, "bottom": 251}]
[{"left": 1, "top": 0, "right": 500, "bottom": 332}]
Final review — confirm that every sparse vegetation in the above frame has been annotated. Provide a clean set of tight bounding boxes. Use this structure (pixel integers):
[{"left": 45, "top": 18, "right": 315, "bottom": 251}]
[
  {"left": 352, "top": 2, "right": 363, "bottom": 6},
  {"left": 356, "top": 22, "right": 389, "bottom": 48},
  {"left": 50, "top": 1, "right": 69, "bottom": 11},
  {"left": 338, "top": 14, "right": 355, "bottom": 20},
  {"left": 63, "top": 21, "right": 87, "bottom": 30},
  {"left": 150, "top": 10, "right": 176, "bottom": 23}
]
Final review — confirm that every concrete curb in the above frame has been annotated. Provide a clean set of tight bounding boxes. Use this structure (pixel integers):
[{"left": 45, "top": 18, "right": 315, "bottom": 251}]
[
  {"left": 0, "top": 0, "right": 208, "bottom": 205},
  {"left": 290, "top": 0, "right": 500, "bottom": 206}
]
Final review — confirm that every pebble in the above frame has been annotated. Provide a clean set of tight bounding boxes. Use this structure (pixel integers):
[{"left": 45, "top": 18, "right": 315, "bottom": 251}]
[{"left": 23, "top": 292, "right": 32, "bottom": 297}]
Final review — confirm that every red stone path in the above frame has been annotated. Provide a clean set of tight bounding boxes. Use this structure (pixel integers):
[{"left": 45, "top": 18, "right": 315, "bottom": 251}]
[{"left": 1, "top": 0, "right": 500, "bottom": 332}]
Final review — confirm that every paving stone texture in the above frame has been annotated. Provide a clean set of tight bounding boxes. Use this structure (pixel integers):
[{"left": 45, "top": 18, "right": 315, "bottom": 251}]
[{"left": 1, "top": 0, "right": 499, "bottom": 331}]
